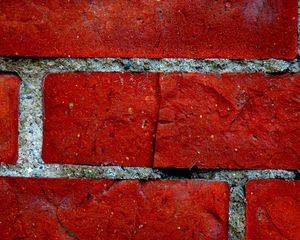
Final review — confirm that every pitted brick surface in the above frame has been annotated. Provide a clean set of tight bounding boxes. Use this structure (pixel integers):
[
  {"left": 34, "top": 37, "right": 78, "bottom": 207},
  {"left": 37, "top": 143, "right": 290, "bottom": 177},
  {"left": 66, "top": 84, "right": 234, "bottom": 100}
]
[
  {"left": 0, "top": 0, "right": 297, "bottom": 59},
  {"left": 43, "top": 72, "right": 159, "bottom": 166},
  {"left": 246, "top": 180, "right": 300, "bottom": 240},
  {"left": 155, "top": 73, "right": 300, "bottom": 169},
  {"left": 0, "top": 74, "right": 19, "bottom": 164},
  {"left": 0, "top": 177, "right": 229, "bottom": 240}
]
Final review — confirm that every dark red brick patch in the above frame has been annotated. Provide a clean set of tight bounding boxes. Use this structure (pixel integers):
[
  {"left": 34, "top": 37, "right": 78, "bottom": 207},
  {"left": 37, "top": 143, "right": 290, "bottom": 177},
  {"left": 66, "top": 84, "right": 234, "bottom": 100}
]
[
  {"left": 0, "top": 177, "right": 229, "bottom": 240},
  {"left": 246, "top": 180, "right": 300, "bottom": 240},
  {"left": 0, "top": 0, "right": 297, "bottom": 59},
  {"left": 42, "top": 72, "right": 159, "bottom": 166},
  {"left": 0, "top": 74, "right": 19, "bottom": 164},
  {"left": 154, "top": 73, "right": 300, "bottom": 169}
]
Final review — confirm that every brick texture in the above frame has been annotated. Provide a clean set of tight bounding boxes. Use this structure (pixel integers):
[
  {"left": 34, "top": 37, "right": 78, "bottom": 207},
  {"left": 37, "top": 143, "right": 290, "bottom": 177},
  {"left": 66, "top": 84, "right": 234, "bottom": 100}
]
[
  {"left": 0, "top": 177, "right": 229, "bottom": 240},
  {"left": 0, "top": 74, "right": 19, "bottom": 164},
  {"left": 0, "top": 0, "right": 299, "bottom": 238},
  {"left": 43, "top": 72, "right": 159, "bottom": 166},
  {"left": 246, "top": 180, "right": 300, "bottom": 240},
  {"left": 155, "top": 73, "right": 300, "bottom": 169},
  {"left": 43, "top": 72, "right": 300, "bottom": 168},
  {"left": 0, "top": 0, "right": 297, "bottom": 59}
]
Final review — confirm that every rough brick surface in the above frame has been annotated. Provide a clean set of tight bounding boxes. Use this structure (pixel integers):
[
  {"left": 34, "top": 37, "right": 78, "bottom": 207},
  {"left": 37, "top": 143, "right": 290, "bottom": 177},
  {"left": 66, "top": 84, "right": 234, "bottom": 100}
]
[
  {"left": 0, "top": 0, "right": 297, "bottom": 59},
  {"left": 246, "top": 180, "right": 300, "bottom": 240},
  {"left": 0, "top": 74, "right": 19, "bottom": 164},
  {"left": 43, "top": 72, "right": 159, "bottom": 166},
  {"left": 0, "top": 177, "right": 229, "bottom": 240},
  {"left": 155, "top": 73, "right": 300, "bottom": 169}
]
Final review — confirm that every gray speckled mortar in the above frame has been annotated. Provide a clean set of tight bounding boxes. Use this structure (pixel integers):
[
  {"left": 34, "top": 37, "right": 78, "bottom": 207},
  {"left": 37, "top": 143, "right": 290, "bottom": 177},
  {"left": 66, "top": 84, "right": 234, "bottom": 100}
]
[{"left": 0, "top": 2, "right": 299, "bottom": 238}]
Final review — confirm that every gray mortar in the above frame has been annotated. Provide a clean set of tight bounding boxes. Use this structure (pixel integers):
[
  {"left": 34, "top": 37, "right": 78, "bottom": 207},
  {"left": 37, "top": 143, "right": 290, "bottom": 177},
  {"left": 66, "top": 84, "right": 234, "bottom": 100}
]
[{"left": 0, "top": 2, "right": 299, "bottom": 237}]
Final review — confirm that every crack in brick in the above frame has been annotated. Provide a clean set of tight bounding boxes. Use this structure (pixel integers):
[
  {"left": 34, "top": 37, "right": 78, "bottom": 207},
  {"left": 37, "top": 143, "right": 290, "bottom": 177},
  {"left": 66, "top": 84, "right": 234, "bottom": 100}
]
[
  {"left": 40, "top": 187, "right": 79, "bottom": 240},
  {"left": 56, "top": 216, "right": 79, "bottom": 240},
  {"left": 150, "top": 73, "right": 162, "bottom": 167}
]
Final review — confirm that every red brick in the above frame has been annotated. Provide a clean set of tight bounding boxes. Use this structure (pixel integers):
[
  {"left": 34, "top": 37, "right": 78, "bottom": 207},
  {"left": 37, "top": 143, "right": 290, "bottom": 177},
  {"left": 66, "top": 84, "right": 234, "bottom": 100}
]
[
  {"left": 43, "top": 72, "right": 159, "bottom": 166},
  {"left": 246, "top": 180, "right": 300, "bottom": 240},
  {"left": 0, "top": 177, "right": 229, "bottom": 240},
  {"left": 154, "top": 73, "right": 300, "bottom": 169},
  {"left": 0, "top": 74, "right": 19, "bottom": 164},
  {"left": 0, "top": 0, "right": 297, "bottom": 59}
]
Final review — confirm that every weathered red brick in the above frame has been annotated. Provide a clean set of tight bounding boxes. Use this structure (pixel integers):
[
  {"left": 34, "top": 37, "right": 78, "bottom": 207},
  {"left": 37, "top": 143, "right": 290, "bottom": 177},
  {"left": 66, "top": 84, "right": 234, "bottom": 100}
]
[
  {"left": 0, "top": 177, "right": 229, "bottom": 240},
  {"left": 43, "top": 72, "right": 159, "bottom": 166},
  {"left": 246, "top": 180, "right": 300, "bottom": 240},
  {"left": 0, "top": 74, "right": 19, "bottom": 164},
  {"left": 0, "top": 0, "right": 297, "bottom": 59},
  {"left": 155, "top": 73, "right": 300, "bottom": 169}
]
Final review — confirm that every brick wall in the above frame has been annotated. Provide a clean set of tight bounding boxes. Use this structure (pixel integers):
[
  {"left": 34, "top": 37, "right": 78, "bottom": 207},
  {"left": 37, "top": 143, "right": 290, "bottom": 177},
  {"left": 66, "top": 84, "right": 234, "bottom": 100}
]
[{"left": 0, "top": 1, "right": 299, "bottom": 239}]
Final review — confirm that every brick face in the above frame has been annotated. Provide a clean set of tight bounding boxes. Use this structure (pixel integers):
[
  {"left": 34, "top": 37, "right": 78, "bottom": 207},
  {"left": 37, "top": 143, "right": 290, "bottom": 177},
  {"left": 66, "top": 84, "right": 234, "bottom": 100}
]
[
  {"left": 0, "top": 0, "right": 297, "bottom": 59},
  {"left": 0, "top": 74, "right": 19, "bottom": 164},
  {"left": 246, "top": 180, "right": 300, "bottom": 240},
  {"left": 0, "top": 177, "right": 229, "bottom": 240},
  {"left": 43, "top": 72, "right": 300, "bottom": 168},
  {"left": 154, "top": 73, "right": 300, "bottom": 169},
  {"left": 43, "top": 72, "right": 159, "bottom": 166}
]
